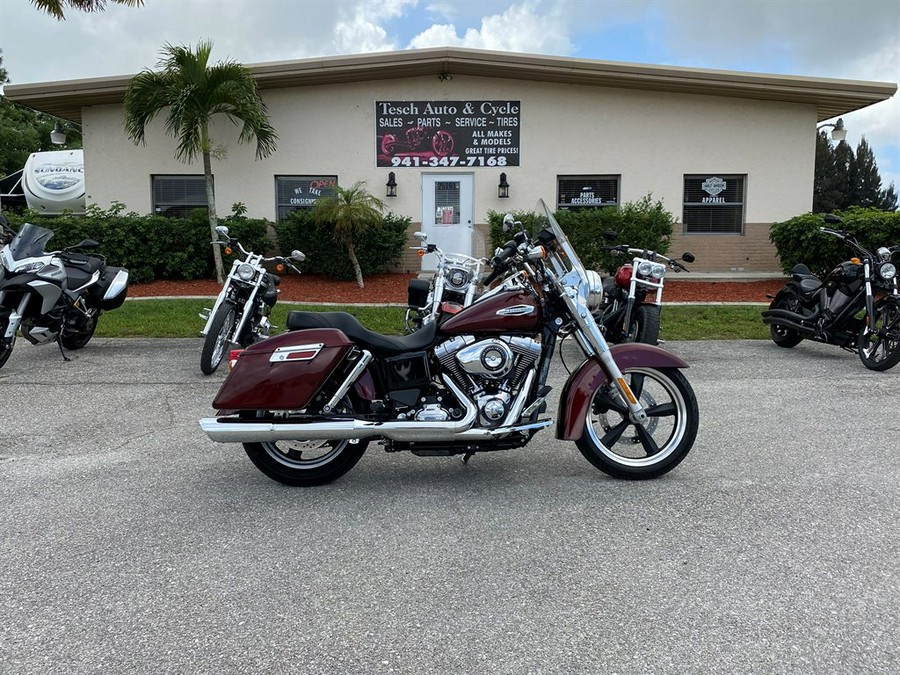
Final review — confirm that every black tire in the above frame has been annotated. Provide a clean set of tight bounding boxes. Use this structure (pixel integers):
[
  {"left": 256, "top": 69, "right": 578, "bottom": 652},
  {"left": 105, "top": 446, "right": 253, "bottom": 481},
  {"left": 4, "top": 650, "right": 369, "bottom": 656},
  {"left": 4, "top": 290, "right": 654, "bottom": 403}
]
[
  {"left": 200, "top": 302, "right": 237, "bottom": 375},
  {"left": 0, "top": 334, "right": 15, "bottom": 371},
  {"left": 242, "top": 401, "right": 369, "bottom": 486},
  {"left": 60, "top": 312, "right": 97, "bottom": 350},
  {"left": 626, "top": 304, "right": 660, "bottom": 345},
  {"left": 858, "top": 299, "right": 900, "bottom": 372},
  {"left": 575, "top": 367, "right": 699, "bottom": 480},
  {"left": 768, "top": 287, "right": 805, "bottom": 348}
]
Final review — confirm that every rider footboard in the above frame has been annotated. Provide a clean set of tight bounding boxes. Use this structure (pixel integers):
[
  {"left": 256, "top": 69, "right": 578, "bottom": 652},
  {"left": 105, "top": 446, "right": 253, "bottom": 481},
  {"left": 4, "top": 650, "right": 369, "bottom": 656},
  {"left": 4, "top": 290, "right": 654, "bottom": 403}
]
[{"left": 212, "top": 328, "right": 353, "bottom": 411}]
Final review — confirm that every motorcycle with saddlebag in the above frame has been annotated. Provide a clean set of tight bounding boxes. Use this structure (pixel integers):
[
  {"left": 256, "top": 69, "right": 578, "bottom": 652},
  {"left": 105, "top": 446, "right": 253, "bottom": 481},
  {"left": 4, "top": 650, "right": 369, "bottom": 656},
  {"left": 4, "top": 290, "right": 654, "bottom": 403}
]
[
  {"left": 0, "top": 215, "right": 129, "bottom": 371},
  {"left": 199, "top": 225, "right": 305, "bottom": 375},
  {"left": 761, "top": 213, "right": 900, "bottom": 371},
  {"left": 199, "top": 199, "right": 699, "bottom": 486}
]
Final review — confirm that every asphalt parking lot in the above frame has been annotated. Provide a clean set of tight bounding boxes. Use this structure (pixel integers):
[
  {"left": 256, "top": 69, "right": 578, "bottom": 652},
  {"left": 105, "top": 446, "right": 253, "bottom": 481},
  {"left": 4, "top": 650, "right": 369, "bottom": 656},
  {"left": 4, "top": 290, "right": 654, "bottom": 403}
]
[{"left": 1, "top": 337, "right": 898, "bottom": 674}]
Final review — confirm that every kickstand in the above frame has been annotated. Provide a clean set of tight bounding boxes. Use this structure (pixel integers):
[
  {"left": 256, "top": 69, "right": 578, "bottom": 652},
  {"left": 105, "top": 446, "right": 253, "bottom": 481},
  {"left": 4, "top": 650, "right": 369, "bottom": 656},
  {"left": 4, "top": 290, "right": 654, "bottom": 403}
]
[
  {"left": 462, "top": 451, "right": 474, "bottom": 464},
  {"left": 56, "top": 339, "right": 71, "bottom": 362}
]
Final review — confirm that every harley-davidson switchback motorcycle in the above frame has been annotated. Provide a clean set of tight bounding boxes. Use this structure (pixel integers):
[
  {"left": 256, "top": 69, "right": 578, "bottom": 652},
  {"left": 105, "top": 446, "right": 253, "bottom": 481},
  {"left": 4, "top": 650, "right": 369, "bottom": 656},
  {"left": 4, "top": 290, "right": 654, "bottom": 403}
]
[
  {"left": 762, "top": 214, "right": 900, "bottom": 371},
  {"left": 200, "top": 200, "right": 699, "bottom": 486},
  {"left": 0, "top": 215, "right": 129, "bottom": 370}
]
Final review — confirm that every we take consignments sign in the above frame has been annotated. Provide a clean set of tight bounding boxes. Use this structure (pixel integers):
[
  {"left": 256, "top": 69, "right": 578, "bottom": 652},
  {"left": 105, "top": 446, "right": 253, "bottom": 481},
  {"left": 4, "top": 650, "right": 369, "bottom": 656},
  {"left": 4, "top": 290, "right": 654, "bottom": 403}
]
[{"left": 375, "top": 100, "right": 521, "bottom": 168}]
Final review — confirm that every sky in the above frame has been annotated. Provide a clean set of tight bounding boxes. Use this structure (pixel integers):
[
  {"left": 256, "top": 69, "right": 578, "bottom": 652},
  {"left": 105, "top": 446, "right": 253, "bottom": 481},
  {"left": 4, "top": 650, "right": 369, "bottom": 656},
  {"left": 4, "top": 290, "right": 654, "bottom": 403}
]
[{"left": 1, "top": 0, "right": 898, "bottom": 193}]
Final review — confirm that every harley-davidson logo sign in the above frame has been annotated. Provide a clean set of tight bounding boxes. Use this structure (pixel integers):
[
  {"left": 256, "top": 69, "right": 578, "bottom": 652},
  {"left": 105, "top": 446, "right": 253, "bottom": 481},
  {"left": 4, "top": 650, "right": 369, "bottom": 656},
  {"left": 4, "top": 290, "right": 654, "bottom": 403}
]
[{"left": 701, "top": 176, "right": 727, "bottom": 196}]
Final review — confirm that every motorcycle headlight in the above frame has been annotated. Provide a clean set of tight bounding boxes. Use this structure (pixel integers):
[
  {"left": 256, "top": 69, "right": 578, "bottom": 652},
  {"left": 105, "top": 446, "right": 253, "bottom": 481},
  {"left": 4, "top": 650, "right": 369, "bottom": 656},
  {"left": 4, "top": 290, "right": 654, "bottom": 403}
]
[
  {"left": 877, "top": 246, "right": 892, "bottom": 262},
  {"left": 878, "top": 262, "right": 897, "bottom": 281},
  {"left": 637, "top": 261, "right": 653, "bottom": 277},
  {"left": 650, "top": 263, "right": 666, "bottom": 279},
  {"left": 581, "top": 270, "right": 604, "bottom": 310},
  {"left": 445, "top": 267, "right": 470, "bottom": 290},
  {"left": 237, "top": 263, "right": 255, "bottom": 281}
]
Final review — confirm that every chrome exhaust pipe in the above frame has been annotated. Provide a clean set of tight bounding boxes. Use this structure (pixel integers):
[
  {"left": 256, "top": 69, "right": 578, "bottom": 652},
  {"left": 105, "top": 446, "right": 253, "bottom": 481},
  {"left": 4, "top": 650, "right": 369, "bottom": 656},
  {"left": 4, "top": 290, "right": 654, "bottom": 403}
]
[{"left": 201, "top": 375, "right": 479, "bottom": 444}]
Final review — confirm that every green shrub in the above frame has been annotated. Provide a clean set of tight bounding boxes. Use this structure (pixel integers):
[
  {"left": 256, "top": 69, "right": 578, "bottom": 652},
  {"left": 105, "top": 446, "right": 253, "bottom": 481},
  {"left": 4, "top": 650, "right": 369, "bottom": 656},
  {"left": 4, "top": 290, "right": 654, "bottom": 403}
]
[
  {"left": 1, "top": 204, "right": 269, "bottom": 283},
  {"left": 488, "top": 195, "right": 675, "bottom": 274},
  {"left": 275, "top": 210, "right": 410, "bottom": 280},
  {"left": 769, "top": 207, "right": 900, "bottom": 276}
]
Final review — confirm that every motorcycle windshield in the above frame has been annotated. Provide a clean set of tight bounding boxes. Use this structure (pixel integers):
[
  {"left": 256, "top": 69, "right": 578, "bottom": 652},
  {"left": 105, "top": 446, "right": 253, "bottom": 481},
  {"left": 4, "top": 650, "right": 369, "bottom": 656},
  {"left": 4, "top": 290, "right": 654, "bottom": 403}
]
[
  {"left": 534, "top": 198, "right": 587, "bottom": 280},
  {"left": 7, "top": 222, "right": 54, "bottom": 261}
]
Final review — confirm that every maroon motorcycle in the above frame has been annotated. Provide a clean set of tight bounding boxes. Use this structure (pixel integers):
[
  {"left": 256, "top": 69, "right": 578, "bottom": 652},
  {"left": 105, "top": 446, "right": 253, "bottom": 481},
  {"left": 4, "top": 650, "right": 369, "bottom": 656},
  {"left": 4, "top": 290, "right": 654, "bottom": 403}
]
[{"left": 200, "top": 200, "right": 699, "bottom": 486}]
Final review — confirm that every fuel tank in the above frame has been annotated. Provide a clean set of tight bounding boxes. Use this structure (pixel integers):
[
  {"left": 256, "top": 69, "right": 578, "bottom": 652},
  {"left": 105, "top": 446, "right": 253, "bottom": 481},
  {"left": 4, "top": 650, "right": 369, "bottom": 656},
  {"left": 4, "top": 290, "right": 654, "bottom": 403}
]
[{"left": 439, "top": 289, "right": 540, "bottom": 335}]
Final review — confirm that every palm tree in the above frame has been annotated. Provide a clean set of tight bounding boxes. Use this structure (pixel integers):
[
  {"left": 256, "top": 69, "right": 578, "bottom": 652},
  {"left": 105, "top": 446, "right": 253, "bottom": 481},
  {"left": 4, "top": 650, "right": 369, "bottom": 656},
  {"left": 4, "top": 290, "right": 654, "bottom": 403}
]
[
  {"left": 123, "top": 40, "right": 277, "bottom": 282},
  {"left": 313, "top": 182, "right": 386, "bottom": 288},
  {"left": 31, "top": 0, "right": 143, "bottom": 20}
]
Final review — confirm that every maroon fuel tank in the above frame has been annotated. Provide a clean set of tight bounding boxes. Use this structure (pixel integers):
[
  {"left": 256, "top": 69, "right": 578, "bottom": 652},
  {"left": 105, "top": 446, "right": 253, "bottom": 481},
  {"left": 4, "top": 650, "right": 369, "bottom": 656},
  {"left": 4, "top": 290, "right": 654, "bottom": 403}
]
[
  {"left": 439, "top": 289, "right": 540, "bottom": 334},
  {"left": 212, "top": 328, "right": 352, "bottom": 411}
]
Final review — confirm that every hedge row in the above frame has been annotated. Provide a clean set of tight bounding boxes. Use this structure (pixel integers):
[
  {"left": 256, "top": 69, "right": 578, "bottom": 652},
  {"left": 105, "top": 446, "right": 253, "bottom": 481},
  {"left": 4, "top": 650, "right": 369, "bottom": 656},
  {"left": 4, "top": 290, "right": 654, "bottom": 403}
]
[
  {"left": 1, "top": 204, "right": 269, "bottom": 283},
  {"left": 275, "top": 209, "right": 411, "bottom": 280},
  {"left": 488, "top": 195, "right": 676, "bottom": 274},
  {"left": 769, "top": 207, "right": 900, "bottom": 276}
]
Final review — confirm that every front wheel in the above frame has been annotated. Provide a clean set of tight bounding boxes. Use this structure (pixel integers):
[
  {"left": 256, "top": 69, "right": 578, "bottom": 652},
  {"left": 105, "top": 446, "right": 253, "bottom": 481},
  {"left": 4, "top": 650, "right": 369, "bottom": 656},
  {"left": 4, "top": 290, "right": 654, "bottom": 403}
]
[
  {"left": 200, "top": 301, "right": 237, "bottom": 375},
  {"left": 575, "top": 367, "right": 699, "bottom": 480},
  {"left": 625, "top": 304, "right": 660, "bottom": 345},
  {"left": 858, "top": 299, "right": 900, "bottom": 371},
  {"left": 0, "top": 334, "right": 16, "bottom": 371}
]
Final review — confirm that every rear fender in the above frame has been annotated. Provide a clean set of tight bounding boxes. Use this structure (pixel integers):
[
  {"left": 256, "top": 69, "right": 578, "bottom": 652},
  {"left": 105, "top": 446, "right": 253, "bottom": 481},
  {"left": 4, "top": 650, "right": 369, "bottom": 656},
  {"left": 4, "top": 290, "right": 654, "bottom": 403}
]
[{"left": 556, "top": 343, "right": 689, "bottom": 441}]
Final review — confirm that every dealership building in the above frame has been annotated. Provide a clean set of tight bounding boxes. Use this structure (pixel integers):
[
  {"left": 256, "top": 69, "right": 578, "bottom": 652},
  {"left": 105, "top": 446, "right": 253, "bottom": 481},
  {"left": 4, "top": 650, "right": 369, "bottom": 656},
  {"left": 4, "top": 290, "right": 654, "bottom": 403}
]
[{"left": 5, "top": 47, "right": 896, "bottom": 274}]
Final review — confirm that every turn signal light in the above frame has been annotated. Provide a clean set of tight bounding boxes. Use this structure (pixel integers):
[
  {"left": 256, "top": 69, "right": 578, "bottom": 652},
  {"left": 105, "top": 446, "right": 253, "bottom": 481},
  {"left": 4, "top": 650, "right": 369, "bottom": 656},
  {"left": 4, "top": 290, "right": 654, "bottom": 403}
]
[
  {"left": 228, "top": 349, "right": 244, "bottom": 371},
  {"left": 850, "top": 257, "right": 861, "bottom": 265},
  {"left": 276, "top": 263, "right": 285, "bottom": 272},
  {"left": 224, "top": 246, "right": 232, "bottom": 256},
  {"left": 417, "top": 249, "right": 425, "bottom": 257}
]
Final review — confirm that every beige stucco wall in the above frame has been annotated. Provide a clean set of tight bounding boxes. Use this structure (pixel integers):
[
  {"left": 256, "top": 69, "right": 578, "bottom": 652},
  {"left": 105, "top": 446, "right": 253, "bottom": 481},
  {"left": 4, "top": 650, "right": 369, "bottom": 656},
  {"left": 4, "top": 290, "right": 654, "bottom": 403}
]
[{"left": 82, "top": 74, "right": 815, "bottom": 273}]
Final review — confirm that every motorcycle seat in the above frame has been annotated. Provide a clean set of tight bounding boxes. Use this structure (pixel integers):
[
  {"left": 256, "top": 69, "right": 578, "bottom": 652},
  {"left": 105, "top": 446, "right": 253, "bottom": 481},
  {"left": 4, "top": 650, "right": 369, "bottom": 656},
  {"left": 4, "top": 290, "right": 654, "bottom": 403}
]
[
  {"left": 64, "top": 257, "right": 103, "bottom": 291},
  {"left": 286, "top": 311, "right": 438, "bottom": 356}
]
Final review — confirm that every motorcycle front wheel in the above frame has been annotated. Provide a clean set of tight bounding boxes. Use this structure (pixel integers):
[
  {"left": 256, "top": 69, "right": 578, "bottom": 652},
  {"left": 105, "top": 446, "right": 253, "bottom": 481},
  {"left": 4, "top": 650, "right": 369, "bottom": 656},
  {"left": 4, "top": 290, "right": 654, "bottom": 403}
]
[
  {"left": 575, "top": 367, "right": 699, "bottom": 480},
  {"left": 0, "top": 334, "right": 15, "bottom": 370},
  {"left": 625, "top": 304, "right": 660, "bottom": 345},
  {"left": 858, "top": 300, "right": 900, "bottom": 371},
  {"left": 200, "top": 301, "right": 237, "bottom": 375},
  {"left": 242, "top": 402, "right": 369, "bottom": 486}
]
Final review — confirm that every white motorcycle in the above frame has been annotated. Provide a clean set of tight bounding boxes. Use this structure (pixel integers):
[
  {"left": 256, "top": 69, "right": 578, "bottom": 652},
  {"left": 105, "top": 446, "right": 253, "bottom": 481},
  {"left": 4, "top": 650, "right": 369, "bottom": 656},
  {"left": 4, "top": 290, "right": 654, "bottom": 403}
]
[
  {"left": 405, "top": 231, "right": 484, "bottom": 333},
  {"left": 0, "top": 215, "right": 129, "bottom": 370},
  {"left": 199, "top": 225, "right": 305, "bottom": 375}
]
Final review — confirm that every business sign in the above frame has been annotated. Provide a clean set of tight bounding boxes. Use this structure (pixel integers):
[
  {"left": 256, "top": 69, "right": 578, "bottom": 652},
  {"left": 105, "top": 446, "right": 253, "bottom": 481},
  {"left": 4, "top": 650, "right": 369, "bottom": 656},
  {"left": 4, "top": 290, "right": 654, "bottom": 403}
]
[{"left": 376, "top": 100, "right": 520, "bottom": 168}]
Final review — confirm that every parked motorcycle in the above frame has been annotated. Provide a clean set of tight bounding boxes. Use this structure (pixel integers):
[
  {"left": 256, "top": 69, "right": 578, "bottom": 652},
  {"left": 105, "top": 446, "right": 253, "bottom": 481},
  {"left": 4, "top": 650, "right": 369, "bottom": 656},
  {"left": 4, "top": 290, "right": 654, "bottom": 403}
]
[
  {"left": 761, "top": 213, "right": 900, "bottom": 371},
  {"left": 405, "top": 231, "right": 484, "bottom": 333},
  {"left": 593, "top": 235, "right": 695, "bottom": 345},
  {"left": 199, "top": 199, "right": 699, "bottom": 486},
  {"left": 199, "top": 225, "right": 305, "bottom": 375},
  {"left": 0, "top": 215, "right": 129, "bottom": 370}
]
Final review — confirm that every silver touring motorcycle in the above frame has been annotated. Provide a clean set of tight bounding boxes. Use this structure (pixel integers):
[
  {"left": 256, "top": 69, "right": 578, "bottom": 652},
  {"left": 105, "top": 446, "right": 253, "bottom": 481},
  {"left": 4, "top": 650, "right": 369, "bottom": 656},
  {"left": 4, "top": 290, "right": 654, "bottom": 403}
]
[
  {"left": 0, "top": 216, "right": 129, "bottom": 370},
  {"left": 200, "top": 200, "right": 699, "bottom": 486}
]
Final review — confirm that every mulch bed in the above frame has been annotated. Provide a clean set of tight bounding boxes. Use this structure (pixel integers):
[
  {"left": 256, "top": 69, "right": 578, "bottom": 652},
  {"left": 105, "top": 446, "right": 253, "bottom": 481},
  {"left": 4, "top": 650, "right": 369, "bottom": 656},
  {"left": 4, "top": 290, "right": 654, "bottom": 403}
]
[{"left": 128, "top": 273, "right": 786, "bottom": 304}]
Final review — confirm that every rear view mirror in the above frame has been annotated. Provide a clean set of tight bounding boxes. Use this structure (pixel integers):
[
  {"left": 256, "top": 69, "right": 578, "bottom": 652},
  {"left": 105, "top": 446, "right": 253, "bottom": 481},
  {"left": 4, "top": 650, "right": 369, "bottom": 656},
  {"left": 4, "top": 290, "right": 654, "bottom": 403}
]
[
  {"left": 215, "top": 225, "right": 229, "bottom": 236},
  {"left": 682, "top": 252, "right": 695, "bottom": 263},
  {"left": 291, "top": 250, "right": 306, "bottom": 262},
  {"left": 413, "top": 231, "right": 427, "bottom": 242}
]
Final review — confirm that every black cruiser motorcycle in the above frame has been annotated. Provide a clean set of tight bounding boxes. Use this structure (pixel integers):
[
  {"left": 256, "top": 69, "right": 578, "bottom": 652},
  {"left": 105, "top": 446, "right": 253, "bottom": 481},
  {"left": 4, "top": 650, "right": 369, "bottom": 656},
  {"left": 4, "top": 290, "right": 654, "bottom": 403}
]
[
  {"left": 761, "top": 214, "right": 900, "bottom": 371},
  {"left": 0, "top": 215, "right": 129, "bottom": 370}
]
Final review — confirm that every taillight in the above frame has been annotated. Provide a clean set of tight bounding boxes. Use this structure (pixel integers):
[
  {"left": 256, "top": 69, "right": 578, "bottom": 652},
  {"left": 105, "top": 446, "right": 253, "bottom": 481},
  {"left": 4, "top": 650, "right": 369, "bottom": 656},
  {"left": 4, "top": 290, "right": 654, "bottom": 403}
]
[{"left": 228, "top": 349, "right": 244, "bottom": 371}]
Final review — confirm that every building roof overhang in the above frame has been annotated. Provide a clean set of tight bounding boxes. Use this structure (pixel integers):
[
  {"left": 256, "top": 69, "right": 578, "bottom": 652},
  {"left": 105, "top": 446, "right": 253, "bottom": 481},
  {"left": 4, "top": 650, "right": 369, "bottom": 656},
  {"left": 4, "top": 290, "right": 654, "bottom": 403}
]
[{"left": 4, "top": 46, "right": 896, "bottom": 125}]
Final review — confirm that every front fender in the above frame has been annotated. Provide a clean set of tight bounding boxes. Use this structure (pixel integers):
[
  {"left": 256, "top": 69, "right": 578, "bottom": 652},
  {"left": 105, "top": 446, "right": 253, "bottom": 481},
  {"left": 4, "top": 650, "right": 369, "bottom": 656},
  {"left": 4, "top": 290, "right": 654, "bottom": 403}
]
[{"left": 556, "top": 343, "right": 689, "bottom": 441}]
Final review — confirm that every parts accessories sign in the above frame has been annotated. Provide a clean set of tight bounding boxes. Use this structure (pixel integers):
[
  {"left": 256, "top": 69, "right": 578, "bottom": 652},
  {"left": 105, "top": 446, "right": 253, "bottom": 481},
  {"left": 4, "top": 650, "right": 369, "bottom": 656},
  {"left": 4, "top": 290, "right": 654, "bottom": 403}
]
[{"left": 376, "top": 100, "right": 520, "bottom": 168}]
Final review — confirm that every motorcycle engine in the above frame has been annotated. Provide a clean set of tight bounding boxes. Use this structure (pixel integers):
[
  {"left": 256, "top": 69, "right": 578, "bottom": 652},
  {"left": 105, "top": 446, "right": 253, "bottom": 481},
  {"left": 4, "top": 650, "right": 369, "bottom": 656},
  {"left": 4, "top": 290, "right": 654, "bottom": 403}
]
[{"left": 433, "top": 335, "right": 542, "bottom": 427}]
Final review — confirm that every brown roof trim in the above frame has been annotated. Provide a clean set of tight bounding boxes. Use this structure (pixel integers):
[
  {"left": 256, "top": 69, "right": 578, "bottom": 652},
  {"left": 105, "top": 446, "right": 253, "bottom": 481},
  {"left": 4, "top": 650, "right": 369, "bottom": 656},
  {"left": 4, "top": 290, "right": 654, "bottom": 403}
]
[{"left": 5, "top": 46, "right": 895, "bottom": 125}]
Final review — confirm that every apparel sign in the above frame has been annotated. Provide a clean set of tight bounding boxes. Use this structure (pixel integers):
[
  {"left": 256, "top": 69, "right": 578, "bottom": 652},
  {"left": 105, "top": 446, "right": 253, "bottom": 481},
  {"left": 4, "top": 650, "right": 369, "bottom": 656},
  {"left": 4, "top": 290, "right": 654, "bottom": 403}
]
[{"left": 375, "top": 100, "right": 521, "bottom": 168}]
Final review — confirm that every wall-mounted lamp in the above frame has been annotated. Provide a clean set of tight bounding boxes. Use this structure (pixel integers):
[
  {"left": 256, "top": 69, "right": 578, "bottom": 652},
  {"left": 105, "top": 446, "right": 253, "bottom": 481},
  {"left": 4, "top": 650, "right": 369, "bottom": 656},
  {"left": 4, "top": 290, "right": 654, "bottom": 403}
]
[
  {"left": 498, "top": 172, "right": 510, "bottom": 199},
  {"left": 386, "top": 171, "right": 397, "bottom": 197},
  {"left": 817, "top": 117, "right": 847, "bottom": 143},
  {"left": 50, "top": 121, "right": 68, "bottom": 145}
]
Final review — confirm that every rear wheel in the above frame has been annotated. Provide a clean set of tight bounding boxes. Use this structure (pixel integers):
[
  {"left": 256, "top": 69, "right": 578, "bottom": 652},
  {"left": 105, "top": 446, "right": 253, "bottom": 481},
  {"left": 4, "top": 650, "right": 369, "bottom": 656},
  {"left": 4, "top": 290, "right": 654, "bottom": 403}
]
[
  {"left": 61, "top": 312, "right": 97, "bottom": 350},
  {"left": 625, "top": 304, "right": 660, "bottom": 345},
  {"left": 769, "top": 288, "right": 805, "bottom": 348},
  {"left": 858, "top": 300, "right": 900, "bottom": 371},
  {"left": 576, "top": 367, "right": 699, "bottom": 480},
  {"left": 242, "top": 400, "right": 369, "bottom": 486},
  {"left": 200, "top": 302, "right": 237, "bottom": 375}
]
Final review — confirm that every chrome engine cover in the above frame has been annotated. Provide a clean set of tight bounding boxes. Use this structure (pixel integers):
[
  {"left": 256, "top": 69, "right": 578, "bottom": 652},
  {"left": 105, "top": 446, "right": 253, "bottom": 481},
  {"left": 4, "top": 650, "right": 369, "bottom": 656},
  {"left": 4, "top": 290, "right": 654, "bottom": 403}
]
[{"left": 457, "top": 338, "right": 515, "bottom": 379}]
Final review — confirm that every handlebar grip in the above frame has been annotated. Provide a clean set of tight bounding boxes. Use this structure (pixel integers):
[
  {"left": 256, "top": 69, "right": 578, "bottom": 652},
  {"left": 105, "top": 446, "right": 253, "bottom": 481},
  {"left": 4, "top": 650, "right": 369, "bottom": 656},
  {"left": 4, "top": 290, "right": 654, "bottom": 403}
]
[{"left": 482, "top": 267, "right": 502, "bottom": 286}]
